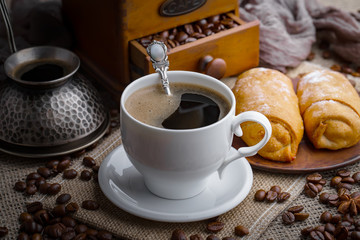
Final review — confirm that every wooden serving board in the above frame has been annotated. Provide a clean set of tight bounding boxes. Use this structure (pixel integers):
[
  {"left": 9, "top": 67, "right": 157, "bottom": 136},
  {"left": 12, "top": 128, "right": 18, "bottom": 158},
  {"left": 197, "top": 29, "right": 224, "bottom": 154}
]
[{"left": 232, "top": 136, "right": 360, "bottom": 174}]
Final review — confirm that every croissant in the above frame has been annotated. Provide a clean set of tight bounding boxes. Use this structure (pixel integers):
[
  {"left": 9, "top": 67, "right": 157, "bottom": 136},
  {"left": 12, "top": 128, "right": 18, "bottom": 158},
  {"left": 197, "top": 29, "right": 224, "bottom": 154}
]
[
  {"left": 297, "top": 70, "right": 360, "bottom": 150},
  {"left": 233, "top": 68, "right": 304, "bottom": 162}
]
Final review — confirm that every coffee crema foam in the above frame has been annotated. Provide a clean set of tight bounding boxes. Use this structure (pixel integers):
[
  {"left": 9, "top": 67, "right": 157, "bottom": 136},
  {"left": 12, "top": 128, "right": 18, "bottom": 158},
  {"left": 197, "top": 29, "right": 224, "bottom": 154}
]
[{"left": 125, "top": 82, "right": 230, "bottom": 129}]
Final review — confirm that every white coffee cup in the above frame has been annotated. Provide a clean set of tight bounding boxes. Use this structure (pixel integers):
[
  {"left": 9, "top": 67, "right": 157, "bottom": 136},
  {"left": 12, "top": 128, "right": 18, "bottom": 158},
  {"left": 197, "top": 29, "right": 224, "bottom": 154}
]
[{"left": 120, "top": 71, "right": 272, "bottom": 199}]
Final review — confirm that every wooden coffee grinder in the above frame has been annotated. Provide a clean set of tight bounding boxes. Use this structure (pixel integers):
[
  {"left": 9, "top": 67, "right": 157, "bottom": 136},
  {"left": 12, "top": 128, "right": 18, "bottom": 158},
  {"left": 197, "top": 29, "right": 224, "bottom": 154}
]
[{"left": 62, "top": 0, "right": 260, "bottom": 99}]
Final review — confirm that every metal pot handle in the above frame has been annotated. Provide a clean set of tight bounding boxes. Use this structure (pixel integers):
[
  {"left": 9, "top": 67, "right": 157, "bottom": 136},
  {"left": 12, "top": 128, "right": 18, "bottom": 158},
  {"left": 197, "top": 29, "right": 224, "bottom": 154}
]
[{"left": 0, "top": 0, "right": 17, "bottom": 53}]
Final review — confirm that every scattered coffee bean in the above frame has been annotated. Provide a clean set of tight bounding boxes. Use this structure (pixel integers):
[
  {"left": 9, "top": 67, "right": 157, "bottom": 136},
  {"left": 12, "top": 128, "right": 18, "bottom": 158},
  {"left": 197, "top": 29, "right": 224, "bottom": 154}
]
[
  {"left": 56, "top": 193, "right": 71, "bottom": 204},
  {"left": 207, "top": 221, "right": 224, "bottom": 233},
  {"left": 25, "top": 184, "right": 37, "bottom": 195},
  {"left": 80, "top": 170, "right": 93, "bottom": 181},
  {"left": 47, "top": 183, "right": 61, "bottom": 195},
  {"left": 65, "top": 202, "right": 79, "bottom": 213},
  {"left": 83, "top": 156, "right": 96, "bottom": 167},
  {"left": 304, "top": 182, "right": 318, "bottom": 198},
  {"left": 82, "top": 200, "right": 100, "bottom": 210},
  {"left": 294, "top": 212, "right": 309, "bottom": 221},
  {"left": 190, "top": 234, "right": 203, "bottom": 240},
  {"left": 287, "top": 205, "right": 304, "bottom": 213},
  {"left": 234, "top": 225, "right": 249, "bottom": 237},
  {"left": 282, "top": 211, "right": 295, "bottom": 225},
  {"left": 265, "top": 190, "right": 278, "bottom": 202},
  {"left": 254, "top": 189, "right": 266, "bottom": 201},
  {"left": 63, "top": 169, "right": 77, "bottom": 179},
  {"left": 206, "top": 235, "right": 220, "bottom": 240},
  {"left": 57, "top": 159, "right": 71, "bottom": 172},
  {"left": 14, "top": 181, "right": 27, "bottom": 192},
  {"left": 277, "top": 192, "right": 291, "bottom": 202},
  {"left": 171, "top": 229, "right": 187, "bottom": 240},
  {"left": 26, "top": 201, "right": 43, "bottom": 213},
  {"left": 0, "top": 227, "right": 8, "bottom": 237}
]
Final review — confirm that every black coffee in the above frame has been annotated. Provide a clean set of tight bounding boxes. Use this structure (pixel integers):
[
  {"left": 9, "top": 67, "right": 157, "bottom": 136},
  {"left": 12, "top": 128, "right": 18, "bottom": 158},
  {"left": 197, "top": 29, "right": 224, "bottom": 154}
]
[
  {"left": 21, "top": 63, "right": 64, "bottom": 82},
  {"left": 14, "top": 59, "right": 71, "bottom": 82},
  {"left": 162, "top": 93, "right": 220, "bottom": 129},
  {"left": 125, "top": 82, "right": 230, "bottom": 129}
]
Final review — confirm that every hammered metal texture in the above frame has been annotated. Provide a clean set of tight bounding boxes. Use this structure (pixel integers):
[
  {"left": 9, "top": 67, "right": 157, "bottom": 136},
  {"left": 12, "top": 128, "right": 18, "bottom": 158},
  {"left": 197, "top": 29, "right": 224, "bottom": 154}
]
[{"left": 0, "top": 76, "right": 107, "bottom": 147}]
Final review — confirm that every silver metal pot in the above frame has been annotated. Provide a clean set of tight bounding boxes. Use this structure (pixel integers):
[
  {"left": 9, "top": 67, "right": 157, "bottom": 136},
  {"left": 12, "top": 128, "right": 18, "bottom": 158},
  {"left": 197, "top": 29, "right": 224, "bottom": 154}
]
[{"left": 0, "top": 0, "right": 109, "bottom": 157}]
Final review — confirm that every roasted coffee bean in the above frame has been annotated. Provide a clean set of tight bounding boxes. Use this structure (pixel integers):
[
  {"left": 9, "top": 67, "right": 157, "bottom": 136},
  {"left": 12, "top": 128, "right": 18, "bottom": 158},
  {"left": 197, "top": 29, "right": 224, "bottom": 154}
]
[
  {"left": 57, "top": 159, "right": 71, "bottom": 172},
  {"left": 207, "top": 221, "right": 224, "bottom": 233},
  {"left": 330, "top": 176, "right": 342, "bottom": 187},
  {"left": 97, "top": 230, "right": 113, "bottom": 240},
  {"left": 46, "top": 223, "right": 66, "bottom": 238},
  {"left": 52, "top": 204, "right": 66, "bottom": 217},
  {"left": 62, "top": 230, "right": 76, "bottom": 240},
  {"left": 319, "top": 192, "right": 330, "bottom": 204},
  {"left": 265, "top": 190, "right": 278, "bottom": 202},
  {"left": 307, "top": 173, "right": 323, "bottom": 183},
  {"left": 270, "top": 185, "right": 281, "bottom": 194},
  {"left": 47, "top": 183, "right": 61, "bottom": 195},
  {"left": 92, "top": 165, "right": 100, "bottom": 173},
  {"left": 353, "top": 172, "right": 360, "bottom": 183},
  {"left": 26, "top": 201, "right": 43, "bottom": 213},
  {"left": 61, "top": 216, "right": 76, "bottom": 228},
  {"left": 17, "top": 232, "right": 30, "bottom": 240},
  {"left": 0, "top": 227, "right": 8, "bottom": 237},
  {"left": 56, "top": 193, "right": 71, "bottom": 204},
  {"left": 83, "top": 156, "right": 96, "bottom": 168},
  {"left": 171, "top": 229, "right": 188, "bottom": 240},
  {"left": 33, "top": 209, "right": 50, "bottom": 225},
  {"left": 337, "top": 169, "right": 351, "bottom": 178},
  {"left": 82, "top": 200, "right": 100, "bottom": 210},
  {"left": 234, "top": 225, "right": 249, "bottom": 237},
  {"left": 80, "top": 170, "right": 93, "bottom": 181},
  {"left": 37, "top": 167, "right": 51, "bottom": 178},
  {"left": 206, "top": 235, "right": 220, "bottom": 240},
  {"left": 310, "top": 230, "right": 325, "bottom": 240},
  {"left": 25, "top": 185, "right": 37, "bottom": 195},
  {"left": 74, "top": 233, "right": 87, "bottom": 240},
  {"left": 282, "top": 211, "right": 295, "bottom": 225},
  {"left": 294, "top": 212, "right": 309, "bottom": 221},
  {"left": 38, "top": 182, "right": 51, "bottom": 194},
  {"left": 277, "top": 192, "right": 291, "bottom": 202},
  {"left": 254, "top": 189, "right": 266, "bottom": 201},
  {"left": 325, "top": 223, "right": 336, "bottom": 234},
  {"left": 304, "top": 182, "right": 318, "bottom": 198},
  {"left": 341, "top": 177, "right": 355, "bottom": 184},
  {"left": 14, "top": 181, "right": 27, "bottom": 192},
  {"left": 24, "top": 220, "right": 43, "bottom": 234},
  {"left": 323, "top": 231, "right": 334, "bottom": 240},
  {"left": 301, "top": 227, "right": 314, "bottom": 236},
  {"left": 351, "top": 231, "right": 360, "bottom": 240},
  {"left": 337, "top": 182, "right": 353, "bottom": 190},
  {"left": 320, "top": 211, "right": 332, "bottom": 223},
  {"left": 63, "top": 169, "right": 77, "bottom": 179},
  {"left": 190, "top": 234, "right": 203, "bottom": 240},
  {"left": 287, "top": 205, "right": 304, "bottom": 213},
  {"left": 19, "top": 212, "right": 33, "bottom": 223},
  {"left": 66, "top": 202, "right": 79, "bottom": 213},
  {"left": 26, "top": 172, "right": 42, "bottom": 182},
  {"left": 46, "top": 159, "right": 59, "bottom": 169}
]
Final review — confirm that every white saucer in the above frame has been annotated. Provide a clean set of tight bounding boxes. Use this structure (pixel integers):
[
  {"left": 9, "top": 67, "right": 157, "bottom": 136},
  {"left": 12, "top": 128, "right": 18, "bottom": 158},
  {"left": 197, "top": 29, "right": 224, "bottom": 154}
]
[{"left": 98, "top": 145, "right": 253, "bottom": 222}]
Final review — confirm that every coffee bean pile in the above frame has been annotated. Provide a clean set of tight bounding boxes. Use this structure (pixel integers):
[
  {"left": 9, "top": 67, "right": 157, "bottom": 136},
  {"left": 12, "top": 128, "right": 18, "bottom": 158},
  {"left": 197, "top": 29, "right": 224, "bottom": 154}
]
[
  {"left": 8, "top": 109, "right": 120, "bottom": 239},
  {"left": 282, "top": 205, "right": 309, "bottom": 225},
  {"left": 15, "top": 198, "right": 110, "bottom": 240},
  {"left": 254, "top": 185, "right": 291, "bottom": 203},
  {"left": 170, "top": 222, "right": 249, "bottom": 240},
  {"left": 137, "top": 14, "right": 239, "bottom": 50},
  {"left": 300, "top": 170, "right": 360, "bottom": 239}
]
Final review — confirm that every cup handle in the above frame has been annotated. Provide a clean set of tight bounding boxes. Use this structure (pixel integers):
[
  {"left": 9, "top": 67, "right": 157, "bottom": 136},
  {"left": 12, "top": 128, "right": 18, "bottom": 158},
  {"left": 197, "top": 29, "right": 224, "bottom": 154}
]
[{"left": 217, "top": 111, "right": 272, "bottom": 178}]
